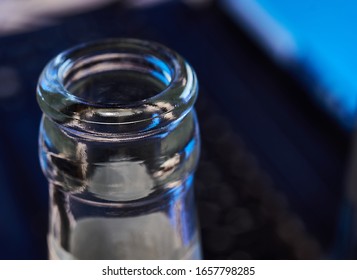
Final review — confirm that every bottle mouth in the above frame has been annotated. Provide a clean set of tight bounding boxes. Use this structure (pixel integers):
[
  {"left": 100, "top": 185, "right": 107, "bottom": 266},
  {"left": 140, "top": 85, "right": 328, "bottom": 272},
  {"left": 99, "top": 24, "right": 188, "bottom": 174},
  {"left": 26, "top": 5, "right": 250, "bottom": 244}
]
[
  {"left": 61, "top": 44, "right": 173, "bottom": 106},
  {"left": 37, "top": 38, "right": 198, "bottom": 136}
]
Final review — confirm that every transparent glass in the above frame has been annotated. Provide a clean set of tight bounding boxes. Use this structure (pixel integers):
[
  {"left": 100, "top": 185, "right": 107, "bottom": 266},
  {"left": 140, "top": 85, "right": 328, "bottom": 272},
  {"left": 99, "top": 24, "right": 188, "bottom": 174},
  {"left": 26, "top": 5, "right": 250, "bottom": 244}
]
[{"left": 37, "top": 38, "right": 201, "bottom": 259}]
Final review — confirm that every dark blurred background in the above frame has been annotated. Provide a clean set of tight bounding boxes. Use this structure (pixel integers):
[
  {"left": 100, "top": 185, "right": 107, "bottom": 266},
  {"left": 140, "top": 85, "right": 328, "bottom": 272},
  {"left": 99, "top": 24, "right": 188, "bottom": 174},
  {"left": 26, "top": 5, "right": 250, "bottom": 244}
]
[{"left": 0, "top": 0, "right": 354, "bottom": 259}]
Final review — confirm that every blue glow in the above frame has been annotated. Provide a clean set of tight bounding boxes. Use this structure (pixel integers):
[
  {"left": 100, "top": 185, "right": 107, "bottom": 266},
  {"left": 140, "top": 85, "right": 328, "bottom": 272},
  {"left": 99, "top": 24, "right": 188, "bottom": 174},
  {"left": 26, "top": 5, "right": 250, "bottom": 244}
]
[
  {"left": 184, "top": 138, "right": 196, "bottom": 159},
  {"left": 230, "top": 0, "right": 357, "bottom": 128},
  {"left": 142, "top": 113, "right": 161, "bottom": 131},
  {"left": 150, "top": 70, "right": 170, "bottom": 86},
  {"left": 145, "top": 55, "right": 172, "bottom": 85}
]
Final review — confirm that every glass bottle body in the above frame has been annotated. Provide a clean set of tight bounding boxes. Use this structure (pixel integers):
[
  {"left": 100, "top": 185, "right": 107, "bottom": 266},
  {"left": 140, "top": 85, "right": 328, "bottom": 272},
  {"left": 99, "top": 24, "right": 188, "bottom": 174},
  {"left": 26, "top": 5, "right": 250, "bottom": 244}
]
[{"left": 37, "top": 39, "right": 201, "bottom": 259}]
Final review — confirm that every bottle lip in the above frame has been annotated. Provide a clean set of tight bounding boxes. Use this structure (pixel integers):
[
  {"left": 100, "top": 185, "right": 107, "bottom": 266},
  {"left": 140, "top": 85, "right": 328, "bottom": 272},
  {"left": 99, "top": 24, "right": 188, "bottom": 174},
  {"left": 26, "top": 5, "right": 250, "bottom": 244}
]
[{"left": 37, "top": 38, "right": 198, "bottom": 134}]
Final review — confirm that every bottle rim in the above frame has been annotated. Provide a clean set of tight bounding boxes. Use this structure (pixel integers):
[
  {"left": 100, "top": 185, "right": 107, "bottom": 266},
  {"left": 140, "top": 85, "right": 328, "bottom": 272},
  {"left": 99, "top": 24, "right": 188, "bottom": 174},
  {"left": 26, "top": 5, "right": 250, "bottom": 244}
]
[{"left": 37, "top": 38, "right": 198, "bottom": 134}]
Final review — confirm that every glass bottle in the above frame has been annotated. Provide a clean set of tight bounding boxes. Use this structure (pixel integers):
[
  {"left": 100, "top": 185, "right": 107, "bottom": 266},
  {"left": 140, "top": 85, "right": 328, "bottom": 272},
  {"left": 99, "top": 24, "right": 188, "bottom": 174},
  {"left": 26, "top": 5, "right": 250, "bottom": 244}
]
[{"left": 37, "top": 38, "right": 201, "bottom": 259}]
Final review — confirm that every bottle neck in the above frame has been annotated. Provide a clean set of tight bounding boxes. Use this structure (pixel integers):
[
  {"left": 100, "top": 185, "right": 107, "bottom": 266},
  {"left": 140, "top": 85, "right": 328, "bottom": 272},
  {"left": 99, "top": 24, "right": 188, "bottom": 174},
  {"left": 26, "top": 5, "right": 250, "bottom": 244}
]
[{"left": 37, "top": 39, "right": 198, "bottom": 138}]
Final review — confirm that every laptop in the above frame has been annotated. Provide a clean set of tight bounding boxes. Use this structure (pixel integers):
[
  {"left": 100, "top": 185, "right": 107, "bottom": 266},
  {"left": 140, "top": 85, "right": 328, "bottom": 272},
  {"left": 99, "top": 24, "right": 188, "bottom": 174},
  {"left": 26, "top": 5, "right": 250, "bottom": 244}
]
[{"left": 221, "top": 0, "right": 357, "bottom": 129}]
